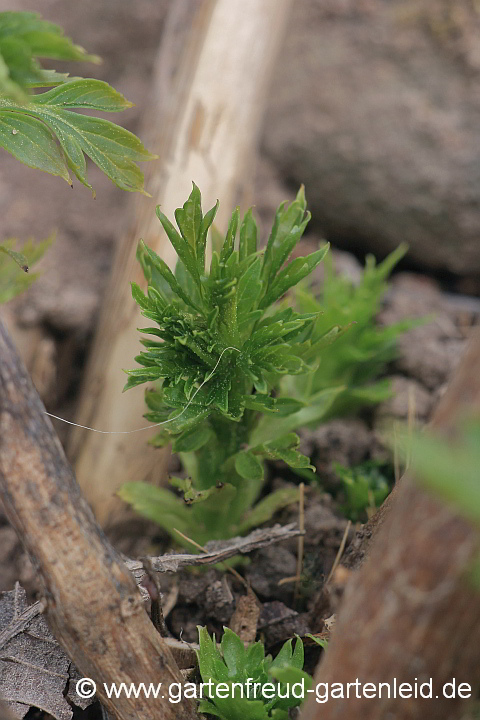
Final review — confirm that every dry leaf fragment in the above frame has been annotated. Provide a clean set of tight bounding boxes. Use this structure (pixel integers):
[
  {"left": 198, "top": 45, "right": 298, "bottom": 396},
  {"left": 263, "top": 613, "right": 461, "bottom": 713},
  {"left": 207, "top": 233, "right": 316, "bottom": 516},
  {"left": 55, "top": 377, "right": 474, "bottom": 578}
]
[
  {"left": 0, "top": 585, "right": 72, "bottom": 720},
  {"left": 229, "top": 587, "right": 261, "bottom": 644}
]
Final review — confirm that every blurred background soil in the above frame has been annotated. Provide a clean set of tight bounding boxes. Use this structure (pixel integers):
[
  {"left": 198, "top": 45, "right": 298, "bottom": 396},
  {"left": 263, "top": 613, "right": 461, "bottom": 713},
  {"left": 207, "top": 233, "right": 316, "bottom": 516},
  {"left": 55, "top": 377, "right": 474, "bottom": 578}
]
[{"left": 1, "top": 0, "right": 480, "bottom": 595}]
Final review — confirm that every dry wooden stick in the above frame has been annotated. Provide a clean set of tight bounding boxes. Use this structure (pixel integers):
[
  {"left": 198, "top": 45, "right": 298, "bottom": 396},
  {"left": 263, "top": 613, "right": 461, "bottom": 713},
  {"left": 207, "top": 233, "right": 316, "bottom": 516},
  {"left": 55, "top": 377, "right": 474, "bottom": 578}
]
[
  {"left": 343, "top": 331, "right": 480, "bottom": 570},
  {"left": 294, "top": 482, "right": 305, "bottom": 604},
  {"left": 0, "top": 318, "right": 196, "bottom": 720},
  {"left": 302, "top": 330, "right": 480, "bottom": 720}
]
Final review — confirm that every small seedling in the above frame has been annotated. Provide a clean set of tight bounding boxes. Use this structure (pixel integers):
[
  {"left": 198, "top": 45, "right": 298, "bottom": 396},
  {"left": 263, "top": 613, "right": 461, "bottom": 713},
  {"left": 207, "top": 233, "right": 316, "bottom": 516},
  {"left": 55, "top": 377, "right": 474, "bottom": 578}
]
[
  {"left": 119, "top": 185, "right": 343, "bottom": 545},
  {"left": 288, "top": 245, "right": 415, "bottom": 418},
  {"left": 196, "top": 626, "right": 312, "bottom": 719},
  {"left": 334, "top": 461, "right": 391, "bottom": 522}
]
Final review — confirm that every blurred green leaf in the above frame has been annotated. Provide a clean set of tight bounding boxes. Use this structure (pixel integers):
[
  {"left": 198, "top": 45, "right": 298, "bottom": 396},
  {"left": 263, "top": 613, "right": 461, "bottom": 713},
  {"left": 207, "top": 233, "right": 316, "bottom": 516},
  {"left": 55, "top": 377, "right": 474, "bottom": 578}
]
[
  {"left": 117, "top": 483, "right": 191, "bottom": 537},
  {"left": 234, "top": 451, "right": 264, "bottom": 481},
  {"left": 334, "top": 461, "right": 391, "bottom": 522},
  {"left": 0, "top": 12, "right": 156, "bottom": 194},
  {"left": 238, "top": 487, "right": 299, "bottom": 534},
  {"left": 408, "top": 422, "right": 480, "bottom": 526},
  {"left": 0, "top": 235, "right": 52, "bottom": 304},
  {"left": 289, "top": 243, "right": 418, "bottom": 419},
  {"left": 0, "top": 11, "right": 99, "bottom": 102}
]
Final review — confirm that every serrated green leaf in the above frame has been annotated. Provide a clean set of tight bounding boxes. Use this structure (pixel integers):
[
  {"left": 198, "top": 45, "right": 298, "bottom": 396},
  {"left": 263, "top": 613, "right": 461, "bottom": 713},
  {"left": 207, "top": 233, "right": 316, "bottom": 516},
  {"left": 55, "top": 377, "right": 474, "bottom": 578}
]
[
  {"left": 198, "top": 199, "right": 219, "bottom": 271},
  {"left": 0, "top": 91, "right": 156, "bottom": 193},
  {"left": 265, "top": 200, "right": 311, "bottom": 286},
  {"left": 122, "top": 367, "right": 164, "bottom": 391},
  {"left": 219, "top": 207, "right": 239, "bottom": 265},
  {"left": 1, "top": 11, "right": 101, "bottom": 103},
  {"left": 138, "top": 240, "right": 202, "bottom": 312},
  {"left": 0, "top": 13, "right": 154, "bottom": 192},
  {"left": 239, "top": 208, "right": 258, "bottom": 261},
  {"left": 147, "top": 403, "right": 210, "bottom": 436},
  {"left": 156, "top": 206, "right": 201, "bottom": 287},
  {"left": 237, "top": 309, "right": 263, "bottom": 334},
  {"left": 236, "top": 256, "right": 262, "bottom": 319},
  {"left": 234, "top": 451, "right": 264, "bottom": 481},
  {"left": 21, "top": 30, "right": 99, "bottom": 63},
  {"left": 174, "top": 182, "right": 202, "bottom": 252},
  {"left": 262, "top": 186, "right": 307, "bottom": 279},
  {"left": 130, "top": 282, "right": 152, "bottom": 311},
  {"left": 268, "top": 210, "right": 311, "bottom": 282},
  {"left": 175, "top": 259, "right": 202, "bottom": 307},
  {"left": 0, "top": 111, "right": 71, "bottom": 181},
  {"left": 0, "top": 52, "right": 26, "bottom": 103},
  {"left": 208, "top": 374, "right": 232, "bottom": 415},
  {"left": 36, "top": 109, "right": 154, "bottom": 193},
  {"left": 0, "top": 36, "right": 38, "bottom": 100},
  {"left": 260, "top": 244, "right": 329, "bottom": 309},
  {"left": 33, "top": 78, "right": 132, "bottom": 111}
]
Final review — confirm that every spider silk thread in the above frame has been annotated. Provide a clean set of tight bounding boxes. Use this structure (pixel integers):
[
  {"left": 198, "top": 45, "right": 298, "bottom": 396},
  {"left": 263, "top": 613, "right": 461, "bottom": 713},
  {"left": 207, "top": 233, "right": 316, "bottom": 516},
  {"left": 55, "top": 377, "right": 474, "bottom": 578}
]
[{"left": 44, "top": 346, "right": 240, "bottom": 435}]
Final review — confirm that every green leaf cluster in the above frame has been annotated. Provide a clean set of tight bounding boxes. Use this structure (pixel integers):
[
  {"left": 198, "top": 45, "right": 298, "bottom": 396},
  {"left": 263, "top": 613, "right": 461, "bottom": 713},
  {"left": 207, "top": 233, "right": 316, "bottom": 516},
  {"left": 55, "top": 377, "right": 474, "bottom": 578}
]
[
  {"left": 0, "top": 235, "right": 52, "bottom": 304},
  {"left": 0, "top": 11, "right": 156, "bottom": 194},
  {"left": 334, "top": 461, "right": 391, "bottom": 522},
  {"left": 120, "top": 185, "right": 416, "bottom": 545},
  {"left": 0, "top": 11, "right": 99, "bottom": 102},
  {"left": 288, "top": 244, "right": 416, "bottom": 418},
  {"left": 120, "top": 185, "right": 335, "bottom": 544},
  {"left": 196, "top": 627, "right": 311, "bottom": 719}
]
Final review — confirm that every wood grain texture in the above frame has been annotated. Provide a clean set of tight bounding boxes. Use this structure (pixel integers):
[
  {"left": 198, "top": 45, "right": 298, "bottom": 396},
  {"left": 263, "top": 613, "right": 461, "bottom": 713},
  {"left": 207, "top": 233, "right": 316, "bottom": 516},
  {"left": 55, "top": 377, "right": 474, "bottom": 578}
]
[
  {"left": 303, "top": 330, "right": 480, "bottom": 720},
  {"left": 342, "top": 329, "right": 480, "bottom": 570},
  {"left": 0, "top": 318, "right": 196, "bottom": 720}
]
